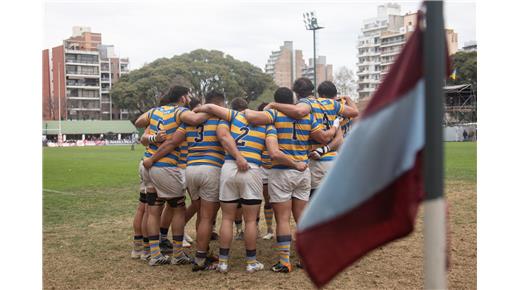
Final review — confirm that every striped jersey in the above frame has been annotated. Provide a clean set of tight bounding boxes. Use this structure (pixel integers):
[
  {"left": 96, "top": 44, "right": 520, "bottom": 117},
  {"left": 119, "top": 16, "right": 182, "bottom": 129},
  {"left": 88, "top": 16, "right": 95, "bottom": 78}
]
[
  {"left": 218, "top": 109, "right": 274, "bottom": 166},
  {"left": 148, "top": 106, "right": 188, "bottom": 168},
  {"left": 263, "top": 109, "right": 321, "bottom": 169},
  {"left": 297, "top": 97, "right": 346, "bottom": 161},
  {"left": 261, "top": 151, "right": 272, "bottom": 169},
  {"left": 338, "top": 97, "right": 353, "bottom": 137},
  {"left": 143, "top": 106, "right": 170, "bottom": 159},
  {"left": 183, "top": 117, "right": 225, "bottom": 168},
  {"left": 178, "top": 141, "right": 188, "bottom": 169}
]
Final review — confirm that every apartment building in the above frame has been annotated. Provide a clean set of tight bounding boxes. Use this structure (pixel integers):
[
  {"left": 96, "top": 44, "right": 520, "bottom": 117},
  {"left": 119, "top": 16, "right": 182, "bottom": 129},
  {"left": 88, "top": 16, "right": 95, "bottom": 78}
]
[{"left": 43, "top": 26, "right": 130, "bottom": 120}]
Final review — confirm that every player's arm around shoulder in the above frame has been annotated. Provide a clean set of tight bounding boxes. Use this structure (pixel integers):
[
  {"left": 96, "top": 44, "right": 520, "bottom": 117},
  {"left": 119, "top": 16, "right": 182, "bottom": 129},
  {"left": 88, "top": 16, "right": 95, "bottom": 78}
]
[
  {"left": 269, "top": 101, "right": 311, "bottom": 119},
  {"left": 244, "top": 108, "right": 274, "bottom": 125},
  {"left": 338, "top": 96, "right": 359, "bottom": 119},
  {"left": 194, "top": 104, "right": 233, "bottom": 122},
  {"left": 266, "top": 133, "right": 307, "bottom": 172},
  {"left": 179, "top": 106, "right": 210, "bottom": 126},
  {"left": 134, "top": 109, "right": 154, "bottom": 128}
]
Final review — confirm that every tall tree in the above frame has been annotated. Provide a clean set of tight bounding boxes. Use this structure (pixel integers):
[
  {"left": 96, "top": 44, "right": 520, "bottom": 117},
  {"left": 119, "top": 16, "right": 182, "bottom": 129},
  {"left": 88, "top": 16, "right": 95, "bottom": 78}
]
[
  {"left": 447, "top": 51, "right": 477, "bottom": 91},
  {"left": 334, "top": 66, "right": 358, "bottom": 100},
  {"left": 111, "top": 49, "right": 276, "bottom": 118}
]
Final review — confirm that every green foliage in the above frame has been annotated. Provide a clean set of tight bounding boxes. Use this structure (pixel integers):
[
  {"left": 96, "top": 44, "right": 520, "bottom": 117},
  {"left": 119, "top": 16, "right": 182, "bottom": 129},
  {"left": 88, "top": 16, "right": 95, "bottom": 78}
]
[
  {"left": 448, "top": 51, "right": 477, "bottom": 91},
  {"left": 111, "top": 49, "right": 276, "bottom": 118}
]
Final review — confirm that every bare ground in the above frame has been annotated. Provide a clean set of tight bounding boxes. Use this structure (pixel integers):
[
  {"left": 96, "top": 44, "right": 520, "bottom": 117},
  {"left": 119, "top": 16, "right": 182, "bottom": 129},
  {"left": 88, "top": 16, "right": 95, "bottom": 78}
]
[{"left": 43, "top": 181, "right": 476, "bottom": 289}]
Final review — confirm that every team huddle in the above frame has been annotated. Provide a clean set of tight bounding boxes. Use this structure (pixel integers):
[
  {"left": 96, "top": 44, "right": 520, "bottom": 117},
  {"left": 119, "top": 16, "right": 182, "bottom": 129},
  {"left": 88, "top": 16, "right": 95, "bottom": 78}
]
[{"left": 130, "top": 77, "right": 359, "bottom": 274}]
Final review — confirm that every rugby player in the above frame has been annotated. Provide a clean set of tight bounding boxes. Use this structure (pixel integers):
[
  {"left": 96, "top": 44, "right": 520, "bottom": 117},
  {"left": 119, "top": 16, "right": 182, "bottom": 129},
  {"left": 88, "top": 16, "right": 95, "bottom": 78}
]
[
  {"left": 142, "top": 86, "right": 210, "bottom": 266},
  {"left": 193, "top": 97, "right": 303, "bottom": 273},
  {"left": 243, "top": 87, "right": 340, "bottom": 273},
  {"left": 266, "top": 79, "right": 359, "bottom": 198},
  {"left": 258, "top": 103, "right": 274, "bottom": 240}
]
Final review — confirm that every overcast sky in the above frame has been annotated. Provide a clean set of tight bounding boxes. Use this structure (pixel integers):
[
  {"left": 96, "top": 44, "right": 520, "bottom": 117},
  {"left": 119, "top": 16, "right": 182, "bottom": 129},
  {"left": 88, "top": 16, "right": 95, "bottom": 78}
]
[{"left": 44, "top": 1, "right": 476, "bottom": 74}]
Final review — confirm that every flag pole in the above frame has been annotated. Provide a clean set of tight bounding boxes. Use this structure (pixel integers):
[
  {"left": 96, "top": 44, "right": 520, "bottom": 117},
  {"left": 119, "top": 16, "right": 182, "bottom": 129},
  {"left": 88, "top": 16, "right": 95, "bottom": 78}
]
[{"left": 423, "top": 1, "right": 447, "bottom": 289}]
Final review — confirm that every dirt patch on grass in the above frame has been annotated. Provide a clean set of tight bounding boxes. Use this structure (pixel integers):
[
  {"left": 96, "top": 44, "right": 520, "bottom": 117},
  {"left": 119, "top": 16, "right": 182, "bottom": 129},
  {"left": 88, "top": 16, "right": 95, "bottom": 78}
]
[{"left": 43, "top": 181, "right": 476, "bottom": 289}]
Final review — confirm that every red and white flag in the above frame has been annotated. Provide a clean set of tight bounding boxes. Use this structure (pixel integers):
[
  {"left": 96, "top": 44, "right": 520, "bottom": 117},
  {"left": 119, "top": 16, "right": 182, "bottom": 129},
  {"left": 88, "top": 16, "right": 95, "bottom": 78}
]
[{"left": 295, "top": 17, "right": 447, "bottom": 288}]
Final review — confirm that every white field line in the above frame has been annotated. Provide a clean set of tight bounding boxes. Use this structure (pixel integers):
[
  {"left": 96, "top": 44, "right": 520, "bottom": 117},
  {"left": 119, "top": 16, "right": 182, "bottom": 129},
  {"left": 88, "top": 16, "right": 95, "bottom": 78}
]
[{"left": 43, "top": 188, "right": 76, "bottom": 195}]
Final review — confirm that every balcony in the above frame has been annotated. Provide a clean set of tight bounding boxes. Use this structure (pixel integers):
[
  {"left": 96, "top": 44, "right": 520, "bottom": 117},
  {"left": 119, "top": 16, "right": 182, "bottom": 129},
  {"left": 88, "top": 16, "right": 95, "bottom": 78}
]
[
  {"left": 380, "top": 39, "right": 405, "bottom": 48},
  {"left": 380, "top": 50, "right": 401, "bottom": 58},
  {"left": 65, "top": 59, "right": 99, "bottom": 66},
  {"left": 101, "top": 87, "right": 111, "bottom": 93},
  {"left": 100, "top": 77, "right": 110, "bottom": 82}
]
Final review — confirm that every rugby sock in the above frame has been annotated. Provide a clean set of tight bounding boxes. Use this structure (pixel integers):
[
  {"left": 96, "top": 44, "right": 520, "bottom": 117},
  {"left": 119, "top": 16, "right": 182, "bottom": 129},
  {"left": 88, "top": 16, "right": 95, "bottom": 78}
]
[
  {"left": 219, "top": 248, "right": 230, "bottom": 265},
  {"left": 172, "top": 235, "right": 184, "bottom": 258},
  {"left": 133, "top": 235, "right": 143, "bottom": 251},
  {"left": 276, "top": 235, "right": 292, "bottom": 267},
  {"left": 246, "top": 249, "right": 257, "bottom": 264},
  {"left": 143, "top": 237, "right": 150, "bottom": 255},
  {"left": 149, "top": 235, "right": 161, "bottom": 259},
  {"left": 235, "top": 220, "right": 243, "bottom": 232},
  {"left": 195, "top": 251, "right": 207, "bottom": 266},
  {"left": 159, "top": 227, "right": 169, "bottom": 242},
  {"left": 264, "top": 206, "right": 273, "bottom": 231}
]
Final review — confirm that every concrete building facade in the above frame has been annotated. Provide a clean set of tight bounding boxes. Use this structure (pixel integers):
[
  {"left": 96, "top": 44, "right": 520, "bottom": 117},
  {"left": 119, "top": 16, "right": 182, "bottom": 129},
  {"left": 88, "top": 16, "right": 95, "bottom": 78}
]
[
  {"left": 265, "top": 41, "right": 333, "bottom": 88},
  {"left": 357, "top": 6, "right": 459, "bottom": 99},
  {"left": 42, "top": 26, "right": 130, "bottom": 121}
]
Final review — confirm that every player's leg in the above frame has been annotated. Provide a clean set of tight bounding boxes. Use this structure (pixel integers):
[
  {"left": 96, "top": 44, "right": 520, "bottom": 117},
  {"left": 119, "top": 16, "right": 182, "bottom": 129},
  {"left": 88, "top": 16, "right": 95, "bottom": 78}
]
[
  {"left": 291, "top": 167, "right": 311, "bottom": 224},
  {"left": 262, "top": 183, "right": 274, "bottom": 240},
  {"left": 218, "top": 201, "right": 238, "bottom": 272},
  {"left": 168, "top": 196, "right": 192, "bottom": 265},
  {"left": 159, "top": 205, "right": 174, "bottom": 254},
  {"left": 145, "top": 192, "right": 169, "bottom": 265},
  {"left": 132, "top": 164, "right": 147, "bottom": 258},
  {"left": 140, "top": 204, "right": 150, "bottom": 260},
  {"left": 234, "top": 202, "right": 244, "bottom": 240},
  {"left": 268, "top": 169, "right": 294, "bottom": 273},
  {"left": 242, "top": 200, "right": 264, "bottom": 272},
  {"left": 271, "top": 200, "right": 293, "bottom": 273},
  {"left": 192, "top": 199, "right": 219, "bottom": 271}
]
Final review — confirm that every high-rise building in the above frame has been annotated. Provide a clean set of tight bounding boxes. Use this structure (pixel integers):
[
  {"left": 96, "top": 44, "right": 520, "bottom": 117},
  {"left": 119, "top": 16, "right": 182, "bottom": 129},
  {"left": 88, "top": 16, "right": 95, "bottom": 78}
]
[
  {"left": 265, "top": 41, "right": 333, "bottom": 88},
  {"left": 357, "top": 6, "right": 459, "bottom": 100},
  {"left": 265, "top": 41, "right": 305, "bottom": 88},
  {"left": 302, "top": 56, "right": 334, "bottom": 85},
  {"left": 42, "top": 26, "right": 130, "bottom": 121}
]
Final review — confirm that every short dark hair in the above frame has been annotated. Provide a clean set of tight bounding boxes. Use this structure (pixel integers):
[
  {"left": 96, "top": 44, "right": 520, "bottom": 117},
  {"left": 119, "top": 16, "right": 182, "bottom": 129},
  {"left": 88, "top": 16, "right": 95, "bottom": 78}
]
[
  {"left": 189, "top": 96, "right": 201, "bottom": 110},
  {"left": 274, "top": 87, "right": 294, "bottom": 104},
  {"left": 292, "top": 77, "right": 314, "bottom": 99},
  {"left": 164, "top": 85, "right": 190, "bottom": 103},
  {"left": 158, "top": 95, "right": 170, "bottom": 106},
  {"left": 317, "top": 81, "right": 338, "bottom": 99},
  {"left": 205, "top": 90, "right": 226, "bottom": 105},
  {"left": 230, "top": 97, "right": 248, "bottom": 111},
  {"left": 257, "top": 102, "right": 269, "bottom": 111}
]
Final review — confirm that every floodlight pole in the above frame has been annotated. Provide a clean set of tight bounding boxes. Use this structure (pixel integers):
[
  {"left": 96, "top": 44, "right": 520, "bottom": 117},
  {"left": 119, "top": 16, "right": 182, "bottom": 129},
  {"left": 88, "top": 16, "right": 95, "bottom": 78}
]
[
  {"left": 304, "top": 12, "right": 324, "bottom": 97},
  {"left": 423, "top": 1, "right": 447, "bottom": 289}
]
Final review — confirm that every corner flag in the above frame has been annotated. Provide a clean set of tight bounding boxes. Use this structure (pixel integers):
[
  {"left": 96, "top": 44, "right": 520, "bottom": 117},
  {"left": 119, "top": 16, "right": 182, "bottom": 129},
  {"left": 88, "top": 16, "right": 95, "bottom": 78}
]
[{"left": 295, "top": 10, "right": 449, "bottom": 288}]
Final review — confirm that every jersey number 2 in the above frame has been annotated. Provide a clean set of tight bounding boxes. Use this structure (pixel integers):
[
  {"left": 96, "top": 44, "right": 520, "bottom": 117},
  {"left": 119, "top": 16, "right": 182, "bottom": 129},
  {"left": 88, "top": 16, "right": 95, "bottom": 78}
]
[{"left": 236, "top": 127, "right": 250, "bottom": 146}]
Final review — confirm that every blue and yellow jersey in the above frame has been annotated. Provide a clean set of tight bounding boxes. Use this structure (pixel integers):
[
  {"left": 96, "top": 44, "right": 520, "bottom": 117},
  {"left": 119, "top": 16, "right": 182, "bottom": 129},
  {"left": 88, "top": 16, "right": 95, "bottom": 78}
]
[
  {"left": 263, "top": 109, "right": 322, "bottom": 169},
  {"left": 218, "top": 110, "right": 273, "bottom": 166},
  {"left": 338, "top": 97, "right": 353, "bottom": 137},
  {"left": 184, "top": 117, "right": 225, "bottom": 168},
  {"left": 178, "top": 141, "right": 188, "bottom": 169},
  {"left": 261, "top": 151, "right": 272, "bottom": 169},
  {"left": 148, "top": 106, "right": 188, "bottom": 168},
  {"left": 143, "top": 105, "right": 172, "bottom": 159},
  {"left": 298, "top": 97, "right": 346, "bottom": 161}
]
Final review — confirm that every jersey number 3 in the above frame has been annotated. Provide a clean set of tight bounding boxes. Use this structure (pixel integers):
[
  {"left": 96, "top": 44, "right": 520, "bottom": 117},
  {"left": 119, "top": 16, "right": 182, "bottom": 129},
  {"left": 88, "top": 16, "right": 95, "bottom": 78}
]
[
  {"left": 194, "top": 124, "right": 204, "bottom": 142},
  {"left": 235, "top": 127, "right": 250, "bottom": 146}
]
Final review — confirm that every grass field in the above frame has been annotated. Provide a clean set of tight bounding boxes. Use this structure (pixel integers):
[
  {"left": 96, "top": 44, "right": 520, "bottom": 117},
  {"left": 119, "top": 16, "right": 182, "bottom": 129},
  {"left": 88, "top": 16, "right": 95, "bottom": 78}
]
[{"left": 43, "top": 142, "right": 476, "bottom": 289}]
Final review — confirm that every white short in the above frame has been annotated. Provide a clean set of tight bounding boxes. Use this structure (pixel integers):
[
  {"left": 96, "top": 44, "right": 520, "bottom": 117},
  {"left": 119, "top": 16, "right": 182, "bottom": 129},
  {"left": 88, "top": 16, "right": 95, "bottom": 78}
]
[
  {"left": 149, "top": 166, "right": 185, "bottom": 200},
  {"left": 261, "top": 167, "right": 270, "bottom": 185},
  {"left": 268, "top": 168, "right": 311, "bottom": 203},
  {"left": 186, "top": 165, "right": 221, "bottom": 202},
  {"left": 139, "top": 160, "right": 155, "bottom": 193},
  {"left": 309, "top": 160, "right": 334, "bottom": 189},
  {"left": 180, "top": 168, "right": 187, "bottom": 190},
  {"left": 219, "top": 160, "right": 263, "bottom": 202}
]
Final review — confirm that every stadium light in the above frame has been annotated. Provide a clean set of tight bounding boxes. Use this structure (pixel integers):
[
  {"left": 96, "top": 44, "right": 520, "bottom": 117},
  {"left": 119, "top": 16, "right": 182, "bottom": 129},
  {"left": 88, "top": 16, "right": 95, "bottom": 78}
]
[{"left": 303, "top": 11, "right": 324, "bottom": 96}]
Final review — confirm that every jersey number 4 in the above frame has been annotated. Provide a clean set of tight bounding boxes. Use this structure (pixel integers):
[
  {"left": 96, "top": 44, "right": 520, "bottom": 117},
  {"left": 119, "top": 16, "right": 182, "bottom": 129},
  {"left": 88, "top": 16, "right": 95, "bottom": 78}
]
[
  {"left": 194, "top": 124, "right": 204, "bottom": 142},
  {"left": 235, "top": 127, "right": 250, "bottom": 146}
]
